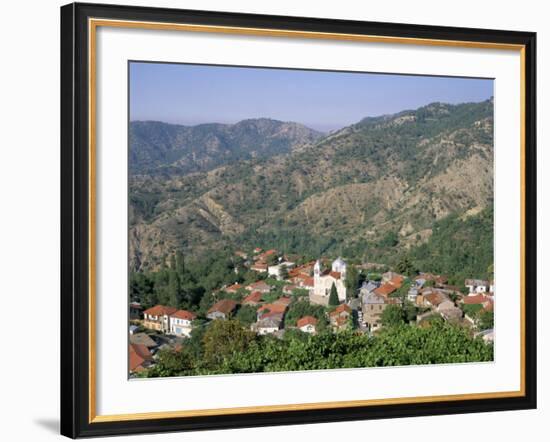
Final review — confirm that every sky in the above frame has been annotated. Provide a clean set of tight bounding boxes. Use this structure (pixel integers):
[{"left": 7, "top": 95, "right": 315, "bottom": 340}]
[{"left": 130, "top": 62, "right": 493, "bottom": 132}]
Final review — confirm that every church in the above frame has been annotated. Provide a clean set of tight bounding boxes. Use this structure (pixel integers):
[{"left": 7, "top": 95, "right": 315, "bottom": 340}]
[{"left": 309, "top": 257, "right": 347, "bottom": 305}]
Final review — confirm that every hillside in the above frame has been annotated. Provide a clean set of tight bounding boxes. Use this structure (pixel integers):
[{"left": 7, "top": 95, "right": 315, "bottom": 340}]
[
  {"left": 129, "top": 99, "right": 494, "bottom": 271},
  {"left": 130, "top": 118, "right": 324, "bottom": 176}
]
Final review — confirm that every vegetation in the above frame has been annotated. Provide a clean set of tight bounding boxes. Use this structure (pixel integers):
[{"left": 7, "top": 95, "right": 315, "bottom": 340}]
[{"left": 142, "top": 320, "right": 493, "bottom": 378}]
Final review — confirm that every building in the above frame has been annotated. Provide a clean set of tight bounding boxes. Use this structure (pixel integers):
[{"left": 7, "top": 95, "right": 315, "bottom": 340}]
[
  {"left": 252, "top": 314, "right": 283, "bottom": 335},
  {"left": 273, "top": 296, "right": 292, "bottom": 307},
  {"left": 310, "top": 258, "right": 347, "bottom": 305},
  {"left": 257, "top": 303, "right": 287, "bottom": 321},
  {"left": 329, "top": 304, "right": 352, "bottom": 330},
  {"left": 242, "top": 291, "right": 263, "bottom": 306},
  {"left": 207, "top": 299, "right": 238, "bottom": 320},
  {"left": 362, "top": 292, "right": 387, "bottom": 331},
  {"left": 250, "top": 263, "right": 268, "bottom": 272},
  {"left": 297, "top": 316, "right": 318, "bottom": 334},
  {"left": 169, "top": 309, "right": 196, "bottom": 337},
  {"left": 129, "top": 343, "right": 153, "bottom": 373},
  {"left": 142, "top": 305, "right": 177, "bottom": 332},
  {"left": 465, "top": 279, "right": 490, "bottom": 294},
  {"left": 129, "top": 332, "right": 157, "bottom": 348},
  {"left": 267, "top": 261, "right": 295, "bottom": 280},
  {"left": 373, "top": 283, "right": 396, "bottom": 299},
  {"left": 224, "top": 283, "right": 243, "bottom": 294},
  {"left": 245, "top": 280, "right": 271, "bottom": 293}
]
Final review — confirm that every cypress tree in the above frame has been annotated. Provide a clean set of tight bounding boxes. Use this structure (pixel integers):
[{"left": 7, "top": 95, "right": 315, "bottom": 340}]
[{"left": 328, "top": 282, "right": 339, "bottom": 306}]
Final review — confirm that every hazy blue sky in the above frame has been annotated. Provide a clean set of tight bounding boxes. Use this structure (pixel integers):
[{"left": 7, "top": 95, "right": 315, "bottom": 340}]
[{"left": 130, "top": 62, "right": 493, "bottom": 132}]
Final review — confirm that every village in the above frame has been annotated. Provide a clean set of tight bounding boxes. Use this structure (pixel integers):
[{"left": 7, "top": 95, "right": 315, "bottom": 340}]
[{"left": 129, "top": 248, "right": 495, "bottom": 374}]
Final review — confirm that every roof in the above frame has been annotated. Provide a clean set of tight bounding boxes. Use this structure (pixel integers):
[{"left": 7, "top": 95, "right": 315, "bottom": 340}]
[
  {"left": 246, "top": 280, "right": 271, "bottom": 291},
  {"left": 143, "top": 305, "right": 178, "bottom": 317},
  {"left": 465, "top": 279, "right": 489, "bottom": 286},
  {"left": 373, "top": 283, "right": 396, "bottom": 298},
  {"left": 462, "top": 294, "right": 490, "bottom": 305},
  {"left": 129, "top": 302, "right": 142, "bottom": 309},
  {"left": 171, "top": 309, "right": 196, "bottom": 321},
  {"left": 424, "top": 292, "right": 447, "bottom": 307},
  {"left": 302, "top": 277, "right": 314, "bottom": 287},
  {"left": 257, "top": 303, "right": 287, "bottom": 318},
  {"left": 129, "top": 333, "right": 157, "bottom": 348},
  {"left": 330, "top": 304, "right": 352, "bottom": 317},
  {"left": 251, "top": 263, "right": 268, "bottom": 271},
  {"left": 297, "top": 316, "right": 318, "bottom": 328},
  {"left": 208, "top": 299, "right": 238, "bottom": 314},
  {"left": 129, "top": 343, "right": 152, "bottom": 371},
  {"left": 225, "top": 283, "right": 243, "bottom": 292},
  {"left": 328, "top": 271, "right": 342, "bottom": 280},
  {"left": 256, "top": 315, "right": 283, "bottom": 328},
  {"left": 243, "top": 291, "right": 263, "bottom": 304},
  {"left": 274, "top": 296, "right": 292, "bottom": 306},
  {"left": 388, "top": 275, "right": 405, "bottom": 289},
  {"left": 363, "top": 292, "right": 386, "bottom": 305}
]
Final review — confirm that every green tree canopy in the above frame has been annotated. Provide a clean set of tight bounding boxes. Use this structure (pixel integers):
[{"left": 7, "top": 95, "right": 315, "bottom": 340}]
[{"left": 328, "top": 283, "right": 339, "bottom": 306}]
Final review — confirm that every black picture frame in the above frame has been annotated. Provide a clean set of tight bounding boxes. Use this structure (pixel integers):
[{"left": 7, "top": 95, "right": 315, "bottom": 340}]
[{"left": 61, "top": 2, "right": 537, "bottom": 438}]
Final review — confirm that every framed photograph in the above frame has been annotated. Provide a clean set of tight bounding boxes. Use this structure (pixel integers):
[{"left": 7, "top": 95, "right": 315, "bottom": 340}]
[{"left": 60, "top": 2, "right": 536, "bottom": 438}]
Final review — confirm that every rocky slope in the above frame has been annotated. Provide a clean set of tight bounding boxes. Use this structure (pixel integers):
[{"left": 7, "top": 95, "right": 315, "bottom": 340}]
[{"left": 129, "top": 99, "right": 494, "bottom": 270}]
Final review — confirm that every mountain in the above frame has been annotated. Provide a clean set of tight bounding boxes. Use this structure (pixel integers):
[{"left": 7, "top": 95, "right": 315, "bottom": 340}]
[
  {"left": 130, "top": 118, "right": 324, "bottom": 176},
  {"left": 129, "top": 99, "right": 494, "bottom": 271}
]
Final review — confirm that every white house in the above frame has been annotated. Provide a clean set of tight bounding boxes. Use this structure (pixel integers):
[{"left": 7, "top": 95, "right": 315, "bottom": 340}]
[
  {"left": 297, "top": 316, "right": 318, "bottom": 334},
  {"left": 169, "top": 310, "right": 196, "bottom": 337},
  {"left": 252, "top": 314, "right": 283, "bottom": 335},
  {"left": 465, "top": 279, "right": 490, "bottom": 294},
  {"left": 310, "top": 258, "right": 347, "bottom": 305},
  {"left": 267, "top": 261, "right": 295, "bottom": 280}
]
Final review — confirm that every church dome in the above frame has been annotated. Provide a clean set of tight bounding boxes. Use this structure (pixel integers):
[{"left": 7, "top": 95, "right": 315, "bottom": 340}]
[{"left": 332, "top": 257, "right": 346, "bottom": 273}]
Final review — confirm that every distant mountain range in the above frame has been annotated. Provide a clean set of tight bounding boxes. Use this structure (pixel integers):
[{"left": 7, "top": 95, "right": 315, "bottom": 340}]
[
  {"left": 129, "top": 99, "right": 494, "bottom": 271},
  {"left": 130, "top": 118, "right": 324, "bottom": 176}
]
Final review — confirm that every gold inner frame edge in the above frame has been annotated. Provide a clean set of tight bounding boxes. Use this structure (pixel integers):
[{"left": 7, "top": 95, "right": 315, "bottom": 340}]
[{"left": 87, "top": 17, "right": 527, "bottom": 424}]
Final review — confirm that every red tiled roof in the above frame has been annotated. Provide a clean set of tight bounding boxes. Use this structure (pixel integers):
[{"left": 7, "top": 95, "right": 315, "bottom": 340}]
[
  {"left": 246, "top": 280, "right": 271, "bottom": 291},
  {"left": 373, "top": 284, "right": 396, "bottom": 298},
  {"left": 257, "top": 303, "right": 287, "bottom": 317},
  {"left": 297, "top": 316, "right": 318, "bottom": 328},
  {"left": 462, "top": 294, "right": 490, "bottom": 305},
  {"left": 329, "top": 271, "right": 341, "bottom": 280},
  {"left": 302, "top": 277, "right": 314, "bottom": 287},
  {"left": 274, "top": 296, "right": 292, "bottom": 306},
  {"left": 330, "top": 304, "right": 352, "bottom": 317},
  {"left": 171, "top": 309, "right": 196, "bottom": 320},
  {"left": 143, "top": 305, "right": 177, "bottom": 317},
  {"left": 208, "top": 299, "right": 238, "bottom": 314},
  {"left": 424, "top": 292, "right": 446, "bottom": 306},
  {"left": 243, "top": 291, "right": 263, "bottom": 305},
  {"left": 225, "top": 283, "right": 243, "bottom": 293},
  {"left": 129, "top": 343, "right": 152, "bottom": 371},
  {"left": 388, "top": 275, "right": 405, "bottom": 288}
]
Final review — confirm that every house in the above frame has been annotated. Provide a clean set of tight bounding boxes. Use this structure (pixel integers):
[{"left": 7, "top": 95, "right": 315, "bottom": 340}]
[
  {"left": 283, "top": 284, "right": 299, "bottom": 295},
  {"left": 382, "top": 271, "right": 403, "bottom": 283},
  {"left": 267, "top": 261, "right": 295, "bottom": 280},
  {"left": 129, "top": 302, "right": 143, "bottom": 320},
  {"left": 255, "top": 249, "right": 277, "bottom": 263},
  {"left": 373, "top": 283, "right": 396, "bottom": 299},
  {"left": 407, "top": 286, "right": 419, "bottom": 302},
  {"left": 422, "top": 291, "right": 449, "bottom": 309},
  {"left": 207, "top": 299, "right": 238, "bottom": 320},
  {"left": 461, "top": 293, "right": 494, "bottom": 312},
  {"left": 415, "top": 273, "right": 448, "bottom": 286},
  {"left": 297, "top": 316, "right": 318, "bottom": 334},
  {"left": 273, "top": 296, "right": 292, "bottom": 307},
  {"left": 250, "top": 263, "right": 268, "bottom": 273},
  {"left": 130, "top": 332, "right": 157, "bottom": 348},
  {"left": 257, "top": 303, "right": 287, "bottom": 320},
  {"left": 129, "top": 343, "right": 153, "bottom": 373},
  {"left": 329, "top": 304, "right": 352, "bottom": 330},
  {"left": 362, "top": 292, "right": 387, "bottom": 331},
  {"left": 235, "top": 250, "right": 248, "bottom": 259},
  {"left": 252, "top": 314, "right": 283, "bottom": 335},
  {"left": 359, "top": 281, "right": 379, "bottom": 297},
  {"left": 142, "top": 305, "right": 177, "bottom": 332},
  {"left": 465, "top": 279, "right": 490, "bottom": 294},
  {"left": 224, "top": 283, "right": 243, "bottom": 294},
  {"left": 310, "top": 258, "right": 347, "bottom": 305},
  {"left": 476, "top": 328, "right": 495, "bottom": 343},
  {"left": 169, "top": 309, "right": 196, "bottom": 337},
  {"left": 387, "top": 275, "right": 405, "bottom": 289},
  {"left": 438, "top": 305, "right": 463, "bottom": 323},
  {"left": 242, "top": 291, "right": 263, "bottom": 306},
  {"left": 129, "top": 325, "right": 139, "bottom": 335},
  {"left": 245, "top": 280, "right": 271, "bottom": 293}
]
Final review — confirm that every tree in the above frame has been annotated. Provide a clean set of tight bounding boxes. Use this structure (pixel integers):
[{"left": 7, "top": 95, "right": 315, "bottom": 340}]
[
  {"left": 396, "top": 256, "right": 417, "bottom": 278},
  {"left": 344, "top": 265, "right": 360, "bottom": 299},
  {"left": 328, "top": 283, "right": 339, "bottom": 306},
  {"left": 380, "top": 304, "right": 406, "bottom": 327},
  {"left": 235, "top": 305, "right": 258, "bottom": 327},
  {"left": 478, "top": 310, "right": 494, "bottom": 330},
  {"left": 167, "top": 270, "right": 180, "bottom": 307},
  {"left": 279, "top": 265, "right": 289, "bottom": 281},
  {"left": 202, "top": 319, "right": 256, "bottom": 367},
  {"left": 175, "top": 250, "right": 185, "bottom": 276}
]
